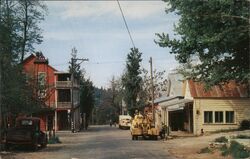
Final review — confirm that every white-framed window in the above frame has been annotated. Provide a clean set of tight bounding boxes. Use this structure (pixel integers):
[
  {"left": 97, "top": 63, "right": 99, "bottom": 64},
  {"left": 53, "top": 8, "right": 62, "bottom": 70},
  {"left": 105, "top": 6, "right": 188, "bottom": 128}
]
[
  {"left": 38, "top": 72, "right": 46, "bottom": 86},
  {"left": 215, "top": 111, "right": 223, "bottom": 123},
  {"left": 38, "top": 72, "right": 46, "bottom": 99},
  {"left": 204, "top": 111, "right": 213, "bottom": 123},
  {"left": 226, "top": 111, "right": 234, "bottom": 123}
]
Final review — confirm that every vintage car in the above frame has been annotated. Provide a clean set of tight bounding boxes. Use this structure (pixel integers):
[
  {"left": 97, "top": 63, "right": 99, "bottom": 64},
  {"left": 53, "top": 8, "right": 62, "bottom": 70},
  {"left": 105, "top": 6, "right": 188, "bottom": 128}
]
[{"left": 5, "top": 117, "right": 47, "bottom": 150}]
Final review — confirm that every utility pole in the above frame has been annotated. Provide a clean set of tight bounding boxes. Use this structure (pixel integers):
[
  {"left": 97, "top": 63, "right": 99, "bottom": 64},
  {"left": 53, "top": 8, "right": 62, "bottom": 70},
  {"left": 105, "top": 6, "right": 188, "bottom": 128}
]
[
  {"left": 149, "top": 57, "right": 155, "bottom": 126},
  {"left": 70, "top": 51, "right": 88, "bottom": 133}
]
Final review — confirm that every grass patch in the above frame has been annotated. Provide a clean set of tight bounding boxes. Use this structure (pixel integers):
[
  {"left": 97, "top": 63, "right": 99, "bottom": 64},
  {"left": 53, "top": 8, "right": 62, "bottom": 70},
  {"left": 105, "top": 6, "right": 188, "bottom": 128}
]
[
  {"left": 214, "top": 136, "right": 228, "bottom": 143},
  {"left": 235, "top": 135, "right": 250, "bottom": 139},
  {"left": 199, "top": 147, "right": 212, "bottom": 154},
  {"left": 48, "top": 136, "right": 61, "bottom": 144}
]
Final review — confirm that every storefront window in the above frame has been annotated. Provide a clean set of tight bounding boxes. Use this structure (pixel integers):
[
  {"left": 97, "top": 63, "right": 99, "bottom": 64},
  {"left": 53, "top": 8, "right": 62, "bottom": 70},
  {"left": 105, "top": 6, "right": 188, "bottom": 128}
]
[{"left": 204, "top": 111, "right": 213, "bottom": 123}]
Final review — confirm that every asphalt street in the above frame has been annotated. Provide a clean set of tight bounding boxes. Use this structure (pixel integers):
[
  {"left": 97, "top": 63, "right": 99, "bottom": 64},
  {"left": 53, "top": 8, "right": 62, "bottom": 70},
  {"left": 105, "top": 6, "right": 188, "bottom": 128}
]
[{"left": 1, "top": 125, "right": 176, "bottom": 159}]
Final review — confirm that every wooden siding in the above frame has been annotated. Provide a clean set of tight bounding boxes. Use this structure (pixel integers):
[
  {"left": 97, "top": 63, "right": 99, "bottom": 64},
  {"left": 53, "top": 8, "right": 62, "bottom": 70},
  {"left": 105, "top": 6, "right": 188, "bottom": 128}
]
[{"left": 193, "top": 98, "right": 250, "bottom": 135}]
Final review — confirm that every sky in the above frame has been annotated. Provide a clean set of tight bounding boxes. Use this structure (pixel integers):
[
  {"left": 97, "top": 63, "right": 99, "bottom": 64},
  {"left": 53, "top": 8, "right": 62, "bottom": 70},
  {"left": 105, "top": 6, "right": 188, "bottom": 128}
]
[{"left": 34, "top": 1, "right": 180, "bottom": 88}]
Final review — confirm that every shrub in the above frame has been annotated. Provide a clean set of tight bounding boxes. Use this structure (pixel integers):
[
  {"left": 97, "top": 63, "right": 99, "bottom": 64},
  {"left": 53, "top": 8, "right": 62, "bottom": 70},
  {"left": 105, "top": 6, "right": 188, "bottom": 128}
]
[
  {"left": 229, "top": 141, "right": 249, "bottom": 158},
  {"left": 235, "top": 135, "right": 250, "bottom": 139},
  {"left": 199, "top": 147, "right": 212, "bottom": 154},
  {"left": 240, "top": 120, "right": 250, "bottom": 130},
  {"left": 214, "top": 136, "right": 228, "bottom": 143},
  {"left": 220, "top": 145, "right": 230, "bottom": 156},
  {"left": 48, "top": 136, "right": 61, "bottom": 144}
]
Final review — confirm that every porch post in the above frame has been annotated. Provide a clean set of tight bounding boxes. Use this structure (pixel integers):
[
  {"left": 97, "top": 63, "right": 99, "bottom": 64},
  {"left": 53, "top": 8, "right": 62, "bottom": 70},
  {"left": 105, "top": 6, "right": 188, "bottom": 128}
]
[{"left": 55, "top": 110, "right": 57, "bottom": 131}]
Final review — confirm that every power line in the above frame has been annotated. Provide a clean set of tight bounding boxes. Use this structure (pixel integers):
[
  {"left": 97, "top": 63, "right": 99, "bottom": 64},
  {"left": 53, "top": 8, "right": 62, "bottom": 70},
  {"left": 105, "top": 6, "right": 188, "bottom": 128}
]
[
  {"left": 50, "top": 58, "right": 174, "bottom": 67},
  {"left": 117, "top": 0, "right": 136, "bottom": 49}
]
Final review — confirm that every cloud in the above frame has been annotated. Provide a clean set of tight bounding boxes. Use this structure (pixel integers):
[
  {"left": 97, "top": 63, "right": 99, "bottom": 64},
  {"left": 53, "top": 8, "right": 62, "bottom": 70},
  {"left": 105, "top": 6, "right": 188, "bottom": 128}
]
[{"left": 46, "top": 1, "right": 168, "bottom": 20}]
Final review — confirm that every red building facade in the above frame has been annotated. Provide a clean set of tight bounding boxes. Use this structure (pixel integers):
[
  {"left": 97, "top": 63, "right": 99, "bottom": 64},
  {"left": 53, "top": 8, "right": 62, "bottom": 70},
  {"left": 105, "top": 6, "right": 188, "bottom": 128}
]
[
  {"left": 22, "top": 53, "right": 56, "bottom": 131},
  {"left": 23, "top": 52, "right": 81, "bottom": 131}
]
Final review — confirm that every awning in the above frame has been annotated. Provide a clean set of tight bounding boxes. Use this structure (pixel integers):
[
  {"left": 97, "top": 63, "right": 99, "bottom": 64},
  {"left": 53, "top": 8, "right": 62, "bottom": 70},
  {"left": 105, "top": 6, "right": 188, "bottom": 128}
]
[{"left": 161, "top": 99, "right": 193, "bottom": 111}]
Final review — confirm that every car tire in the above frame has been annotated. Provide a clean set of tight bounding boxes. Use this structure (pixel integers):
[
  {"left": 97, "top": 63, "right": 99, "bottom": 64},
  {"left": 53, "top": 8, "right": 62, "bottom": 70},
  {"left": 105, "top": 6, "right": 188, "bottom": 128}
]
[
  {"left": 5, "top": 142, "right": 10, "bottom": 150},
  {"left": 41, "top": 139, "right": 47, "bottom": 148}
]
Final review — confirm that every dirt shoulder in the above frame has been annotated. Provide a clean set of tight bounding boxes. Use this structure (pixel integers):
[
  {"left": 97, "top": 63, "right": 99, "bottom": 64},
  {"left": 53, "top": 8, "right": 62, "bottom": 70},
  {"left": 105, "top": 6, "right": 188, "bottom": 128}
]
[{"left": 163, "top": 130, "right": 250, "bottom": 159}]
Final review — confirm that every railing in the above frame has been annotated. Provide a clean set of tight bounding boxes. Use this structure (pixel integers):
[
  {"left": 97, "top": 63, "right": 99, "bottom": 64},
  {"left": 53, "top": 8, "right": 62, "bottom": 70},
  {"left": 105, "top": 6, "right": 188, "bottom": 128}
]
[
  {"left": 53, "top": 102, "right": 80, "bottom": 109},
  {"left": 55, "top": 81, "right": 79, "bottom": 88},
  {"left": 57, "top": 102, "right": 71, "bottom": 109},
  {"left": 55, "top": 81, "right": 71, "bottom": 88}
]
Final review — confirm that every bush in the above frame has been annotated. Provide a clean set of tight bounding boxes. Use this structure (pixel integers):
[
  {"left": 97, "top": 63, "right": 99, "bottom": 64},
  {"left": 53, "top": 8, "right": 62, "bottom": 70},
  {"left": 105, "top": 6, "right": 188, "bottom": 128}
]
[
  {"left": 229, "top": 141, "right": 249, "bottom": 158},
  {"left": 220, "top": 145, "right": 230, "bottom": 156},
  {"left": 48, "top": 136, "right": 61, "bottom": 144},
  {"left": 235, "top": 135, "right": 250, "bottom": 139},
  {"left": 214, "top": 136, "right": 228, "bottom": 143},
  {"left": 240, "top": 120, "right": 250, "bottom": 130},
  {"left": 220, "top": 141, "right": 250, "bottom": 158},
  {"left": 199, "top": 147, "right": 212, "bottom": 154}
]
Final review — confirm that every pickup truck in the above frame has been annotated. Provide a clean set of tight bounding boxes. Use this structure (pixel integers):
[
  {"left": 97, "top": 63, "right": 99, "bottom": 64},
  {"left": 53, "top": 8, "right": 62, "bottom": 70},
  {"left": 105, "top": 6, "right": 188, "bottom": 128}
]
[{"left": 5, "top": 117, "right": 47, "bottom": 151}]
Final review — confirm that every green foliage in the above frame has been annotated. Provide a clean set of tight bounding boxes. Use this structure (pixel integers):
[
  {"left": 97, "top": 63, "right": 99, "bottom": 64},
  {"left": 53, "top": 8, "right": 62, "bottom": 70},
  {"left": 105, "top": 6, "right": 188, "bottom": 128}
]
[
  {"left": 229, "top": 141, "right": 250, "bottom": 158},
  {"left": 220, "top": 145, "right": 230, "bottom": 156},
  {"left": 240, "top": 120, "right": 250, "bottom": 130},
  {"left": 235, "top": 135, "right": 250, "bottom": 139},
  {"left": 156, "top": 0, "right": 250, "bottom": 87},
  {"left": 122, "top": 48, "right": 143, "bottom": 112},
  {"left": 94, "top": 87, "right": 116, "bottom": 124},
  {"left": 214, "top": 136, "right": 228, "bottom": 143},
  {"left": 0, "top": 0, "right": 46, "bottom": 128},
  {"left": 199, "top": 147, "right": 212, "bottom": 154},
  {"left": 48, "top": 136, "right": 61, "bottom": 144},
  {"left": 109, "top": 76, "right": 123, "bottom": 120},
  {"left": 140, "top": 68, "right": 167, "bottom": 103},
  {"left": 220, "top": 141, "right": 250, "bottom": 158},
  {"left": 80, "top": 78, "right": 95, "bottom": 125}
]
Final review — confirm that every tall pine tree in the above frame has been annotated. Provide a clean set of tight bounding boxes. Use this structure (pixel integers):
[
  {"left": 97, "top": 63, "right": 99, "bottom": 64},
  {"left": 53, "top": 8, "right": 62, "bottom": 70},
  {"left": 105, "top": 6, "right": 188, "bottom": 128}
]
[{"left": 122, "top": 48, "right": 143, "bottom": 113}]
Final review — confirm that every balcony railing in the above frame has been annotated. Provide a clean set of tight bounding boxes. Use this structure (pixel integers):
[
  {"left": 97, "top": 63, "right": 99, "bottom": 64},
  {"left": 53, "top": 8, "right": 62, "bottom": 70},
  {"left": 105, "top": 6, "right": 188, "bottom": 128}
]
[
  {"left": 55, "top": 81, "right": 79, "bottom": 88},
  {"left": 53, "top": 102, "right": 80, "bottom": 109},
  {"left": 55, "top": 81, "right": 71, "bottom": 88},
  {"left": 57, "top": 102, "right": 71, "bottom": 109}
]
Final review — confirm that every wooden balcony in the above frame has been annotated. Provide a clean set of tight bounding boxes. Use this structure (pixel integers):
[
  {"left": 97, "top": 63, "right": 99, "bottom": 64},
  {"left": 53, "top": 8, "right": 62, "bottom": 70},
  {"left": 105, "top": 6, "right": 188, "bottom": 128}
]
[
  {"left": 54, "top": 102, "right": 79, "bottom": 109},
  {"left": 57, "top": 102, "right": 71, "bottom": 109},
  {"left": 55, "top": 81, "right": 79, "bottom": 88},
  {"left": 55, "top": 81, "right": 72, "bottom": 88}
]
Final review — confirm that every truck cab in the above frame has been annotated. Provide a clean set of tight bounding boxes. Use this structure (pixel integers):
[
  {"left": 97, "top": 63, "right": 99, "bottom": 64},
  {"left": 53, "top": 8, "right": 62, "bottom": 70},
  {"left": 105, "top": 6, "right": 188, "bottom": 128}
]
[{"left": 5, "top": 117, "right": 47, "bottom": 151}]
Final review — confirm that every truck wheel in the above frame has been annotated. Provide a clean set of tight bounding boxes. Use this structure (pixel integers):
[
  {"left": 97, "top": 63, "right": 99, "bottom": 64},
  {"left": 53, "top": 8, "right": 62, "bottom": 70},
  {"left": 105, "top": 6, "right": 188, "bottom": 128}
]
[
  {"left": 31, "top": 141, "right": 38, "bottom": 151},
  {"left": 154, "top": 135, "right": 158, "bottom": 140},
  {"left": 41, "top": 142, "right": 47, "bottom": 148},
  {"left": 5, "top": 142, "right": 10, "bottom": 150},
  {"left": 41, "top": 137, "right": 48, "bottom": 148},
  {"left": 135, "top": 136, "right": 139, "bottom": 140}
]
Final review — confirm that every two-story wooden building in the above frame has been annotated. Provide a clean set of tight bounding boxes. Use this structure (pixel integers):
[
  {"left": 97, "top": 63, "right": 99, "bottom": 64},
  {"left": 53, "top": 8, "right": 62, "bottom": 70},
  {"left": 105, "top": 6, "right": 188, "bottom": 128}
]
[{"left": 22, "top": 53, "right": 81, "bottom": 131}]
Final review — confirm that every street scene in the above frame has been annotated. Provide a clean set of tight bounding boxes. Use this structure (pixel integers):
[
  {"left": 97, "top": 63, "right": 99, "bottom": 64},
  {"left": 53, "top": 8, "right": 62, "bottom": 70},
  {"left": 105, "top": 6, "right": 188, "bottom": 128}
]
[
  {"left": 1, "top": 0, "right": 250, "bottom": 159},
  {"left": 2, "top": 126, "right": 176, "bottom": 159}
]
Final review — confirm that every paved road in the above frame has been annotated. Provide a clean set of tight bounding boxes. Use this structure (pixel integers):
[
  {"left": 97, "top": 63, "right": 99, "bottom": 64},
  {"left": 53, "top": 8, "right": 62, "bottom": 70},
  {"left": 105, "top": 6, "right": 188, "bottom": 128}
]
[{"left": 1, "top": 125, "right": 176, "bottom": 159}]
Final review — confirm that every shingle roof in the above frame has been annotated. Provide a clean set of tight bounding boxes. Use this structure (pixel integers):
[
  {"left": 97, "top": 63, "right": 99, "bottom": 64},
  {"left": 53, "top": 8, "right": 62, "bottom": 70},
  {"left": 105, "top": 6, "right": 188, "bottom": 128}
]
[{"left": 188, "top": 80, "right": 249, "bottom": 98}]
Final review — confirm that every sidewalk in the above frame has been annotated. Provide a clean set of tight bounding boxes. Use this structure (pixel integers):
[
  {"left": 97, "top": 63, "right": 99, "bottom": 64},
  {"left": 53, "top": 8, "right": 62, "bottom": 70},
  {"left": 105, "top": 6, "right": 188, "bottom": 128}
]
[{"left": 163, "top": 130, "right": 250, "bottom": 159}]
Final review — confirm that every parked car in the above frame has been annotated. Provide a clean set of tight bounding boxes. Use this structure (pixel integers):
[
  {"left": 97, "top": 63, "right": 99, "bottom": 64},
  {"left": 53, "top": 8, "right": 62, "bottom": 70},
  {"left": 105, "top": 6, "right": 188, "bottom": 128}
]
[{"left": 5, "top": 117, "right": 47, "bottom": 151}]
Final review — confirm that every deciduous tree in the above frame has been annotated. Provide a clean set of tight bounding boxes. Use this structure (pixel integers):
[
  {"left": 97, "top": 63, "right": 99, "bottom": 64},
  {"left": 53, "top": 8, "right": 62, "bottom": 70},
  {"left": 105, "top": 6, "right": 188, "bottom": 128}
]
[{"left": 156, "top": 0, "right": 250, "bottom": 87}]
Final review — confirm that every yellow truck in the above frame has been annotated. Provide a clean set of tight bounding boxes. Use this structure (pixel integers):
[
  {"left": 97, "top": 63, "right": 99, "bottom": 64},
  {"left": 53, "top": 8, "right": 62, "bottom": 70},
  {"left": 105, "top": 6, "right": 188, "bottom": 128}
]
[{"left": 130, "top": 111, "right": 162, "bottom": 140}]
